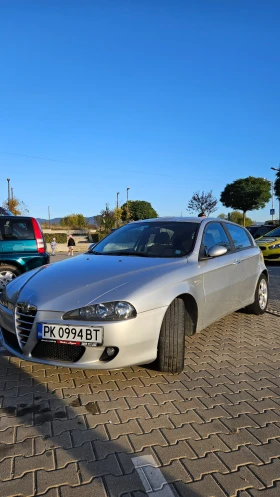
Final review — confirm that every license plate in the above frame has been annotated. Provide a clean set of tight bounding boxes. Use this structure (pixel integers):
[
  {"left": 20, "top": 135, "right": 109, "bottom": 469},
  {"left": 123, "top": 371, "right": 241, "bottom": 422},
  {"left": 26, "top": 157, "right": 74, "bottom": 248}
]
[{"left": 38, "top": 323, "right": 103, "bottom": 346}]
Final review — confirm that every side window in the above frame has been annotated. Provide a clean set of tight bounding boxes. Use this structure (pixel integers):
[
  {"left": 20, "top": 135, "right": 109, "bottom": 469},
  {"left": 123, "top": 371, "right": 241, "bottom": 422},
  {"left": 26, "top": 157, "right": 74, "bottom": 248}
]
[
  {"left": 0, "top": 219, "right": 34, "bottom": 240},
  {"left": 201, "top": 222, "right": 231, "bottom": 255},
  {"left": 226, "top": 224, "right": 252, "bottom": 250}
]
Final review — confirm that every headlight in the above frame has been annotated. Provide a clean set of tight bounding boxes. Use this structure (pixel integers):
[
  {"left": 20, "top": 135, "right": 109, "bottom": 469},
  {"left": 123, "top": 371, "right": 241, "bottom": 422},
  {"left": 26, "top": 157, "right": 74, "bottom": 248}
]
[
  {"left": 63, "top": 301, "right": 137, "bottom": 321},
  {"left": 268, "top": 244, "right": 280, "bottom": 250}
]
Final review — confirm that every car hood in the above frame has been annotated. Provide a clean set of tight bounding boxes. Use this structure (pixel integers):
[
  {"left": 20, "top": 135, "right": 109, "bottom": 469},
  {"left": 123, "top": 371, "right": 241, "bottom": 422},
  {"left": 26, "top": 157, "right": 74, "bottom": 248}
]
[
  {"left": 256, "top": 237, "right": 280, "bottom": 245},
  {"left": 6, "top": 253, "right": 186, "bottom": 312}
]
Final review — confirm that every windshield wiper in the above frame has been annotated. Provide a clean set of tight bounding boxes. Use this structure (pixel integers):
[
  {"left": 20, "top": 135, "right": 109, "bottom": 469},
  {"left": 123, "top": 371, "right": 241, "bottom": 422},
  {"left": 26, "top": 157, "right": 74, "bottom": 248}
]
[{"left": 101, "top": 251, "right": 150, "bottom": 257}]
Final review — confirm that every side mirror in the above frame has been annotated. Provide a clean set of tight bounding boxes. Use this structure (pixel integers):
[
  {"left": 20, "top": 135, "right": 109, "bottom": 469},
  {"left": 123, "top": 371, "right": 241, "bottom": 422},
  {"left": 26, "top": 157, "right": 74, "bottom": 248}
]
[{"left": 208, "top": 245, "right": 228, "bottom": 257}]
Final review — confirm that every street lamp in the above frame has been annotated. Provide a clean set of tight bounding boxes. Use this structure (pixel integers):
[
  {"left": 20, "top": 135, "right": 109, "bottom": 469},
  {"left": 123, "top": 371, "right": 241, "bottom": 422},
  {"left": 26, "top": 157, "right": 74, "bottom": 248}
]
[
  {"left": 126, "top": 187, "right": 130, "bottom": 222},
  {"left": 271, "top": 167, "right": 280, "bottom": 224},
  {"left": 7, "top": 178, "right": 11, "bottom": 210}
]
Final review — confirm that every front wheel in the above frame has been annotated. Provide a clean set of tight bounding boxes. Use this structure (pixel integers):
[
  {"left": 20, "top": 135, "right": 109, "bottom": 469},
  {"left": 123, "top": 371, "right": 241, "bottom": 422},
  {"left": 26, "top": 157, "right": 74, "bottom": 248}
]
[
  {"left": 0, "top": 265, "right": 21, "bottom": 291},
  {"left": 157, "top": 298, "right": 188, "bottom": 374},
  {"left": 245, "top": 274, "right": 268, "bottom": 315}
]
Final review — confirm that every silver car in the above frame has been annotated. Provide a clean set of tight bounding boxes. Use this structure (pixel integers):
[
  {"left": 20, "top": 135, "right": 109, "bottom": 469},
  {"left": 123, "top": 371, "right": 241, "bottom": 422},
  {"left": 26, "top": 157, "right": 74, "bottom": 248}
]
[{"left": 0, "top": 217, "right": 268, "bottom": 374}]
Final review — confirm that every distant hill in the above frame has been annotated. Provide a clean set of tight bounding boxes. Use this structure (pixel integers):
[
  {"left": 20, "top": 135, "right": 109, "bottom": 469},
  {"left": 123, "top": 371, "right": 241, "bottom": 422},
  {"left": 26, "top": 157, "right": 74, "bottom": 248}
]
[{"left": 37, "top": 216, "right": 97, "bottom": 225}]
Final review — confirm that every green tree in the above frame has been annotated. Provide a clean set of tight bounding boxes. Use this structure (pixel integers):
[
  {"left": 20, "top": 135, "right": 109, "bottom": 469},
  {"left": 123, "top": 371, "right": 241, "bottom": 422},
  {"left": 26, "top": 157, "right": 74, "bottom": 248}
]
[
  {"left": 121, "top": 200, "right": 158, "bottom": 222},
  {"left": 60, "top": 214, "right": 88, "bottom": 228},
  {"left": 275, "top": 170, "right": 280, "bottom": 202},
  {"left": 220, "top": 176, "right": 271, "bottom": 227},
  {"left": 186, "top": 190, "right": 218, "bottom": 216},
  {"left": 218, "top": 211, "right": 254, "bottom": 226},
  {"left": 100, "top": 204, "right": 115, "bottom": 232},
  {"left": 2, "top": 197, "right": 29, "bottom": 216}
]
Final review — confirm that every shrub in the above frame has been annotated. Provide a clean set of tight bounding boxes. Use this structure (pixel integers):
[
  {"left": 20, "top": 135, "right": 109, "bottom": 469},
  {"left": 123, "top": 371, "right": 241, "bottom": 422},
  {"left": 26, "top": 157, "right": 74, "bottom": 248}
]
[{"left": 44, "top": 233, "right": 68, "bottom": 243}]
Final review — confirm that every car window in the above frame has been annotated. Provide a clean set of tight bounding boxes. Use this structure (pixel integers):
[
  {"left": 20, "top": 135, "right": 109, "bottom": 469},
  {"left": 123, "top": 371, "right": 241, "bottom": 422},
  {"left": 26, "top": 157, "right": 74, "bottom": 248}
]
[
  {"left": 0, "top": 219, "right": 35, "bottom": 241},
  {"left": 226, "top": 223, "right": 252, "bottom": 250},
  {"left": 201, "top": 222, "right": 231, "bottom": 255},
  {"left": 91, "top": 221, "right": 199, "bottom": 258},
  {"left": 254, "top": 226, "right": 274, "bottom": 238},
  {"left": 260, "top": 226, "right": 280, "bottom": 237}
]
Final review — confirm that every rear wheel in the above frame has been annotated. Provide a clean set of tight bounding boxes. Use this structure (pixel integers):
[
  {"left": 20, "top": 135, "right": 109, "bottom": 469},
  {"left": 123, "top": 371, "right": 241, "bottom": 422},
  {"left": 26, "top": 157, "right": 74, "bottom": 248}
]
[
  {"left": 0, "top": 265, "right": 21, "bottom": 291},
  {"left": 157, "top": 297, "right": 190, "bottom": 374},
  {"left": 245, "top": 274, "right": 268, "bottom": 315}
]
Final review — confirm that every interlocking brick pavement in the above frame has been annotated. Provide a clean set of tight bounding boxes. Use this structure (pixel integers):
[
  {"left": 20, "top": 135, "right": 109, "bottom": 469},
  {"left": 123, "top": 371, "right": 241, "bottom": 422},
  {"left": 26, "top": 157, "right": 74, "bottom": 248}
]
[{"left": 0, "top": 268, "right": 280, "bottom": 496}]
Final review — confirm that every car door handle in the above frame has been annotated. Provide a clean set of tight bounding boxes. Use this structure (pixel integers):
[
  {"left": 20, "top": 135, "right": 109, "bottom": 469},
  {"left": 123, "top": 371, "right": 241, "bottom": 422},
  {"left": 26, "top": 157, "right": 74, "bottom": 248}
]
[{"left": 233, "top": 259, "right": 241, "bottom": 265}]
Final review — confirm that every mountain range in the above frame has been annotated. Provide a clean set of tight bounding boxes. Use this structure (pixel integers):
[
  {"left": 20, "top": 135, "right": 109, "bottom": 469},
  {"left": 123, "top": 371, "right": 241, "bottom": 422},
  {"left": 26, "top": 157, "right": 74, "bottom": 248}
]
[{"left": 37, "top": 217, "right": 96, "bottom": 225}]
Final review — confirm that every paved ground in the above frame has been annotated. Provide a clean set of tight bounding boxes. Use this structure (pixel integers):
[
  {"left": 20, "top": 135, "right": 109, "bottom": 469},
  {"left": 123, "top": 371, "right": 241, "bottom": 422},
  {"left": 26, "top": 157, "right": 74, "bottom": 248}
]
[{"left": 0, "top": 263, "right": 280, "bottom": 497}]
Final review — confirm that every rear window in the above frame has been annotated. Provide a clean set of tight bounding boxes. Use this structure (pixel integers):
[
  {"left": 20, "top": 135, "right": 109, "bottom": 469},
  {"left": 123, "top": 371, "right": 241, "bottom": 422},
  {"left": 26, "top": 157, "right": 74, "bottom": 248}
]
[{"left": 0, "top": 218, "right": 35, "bottom": 241}]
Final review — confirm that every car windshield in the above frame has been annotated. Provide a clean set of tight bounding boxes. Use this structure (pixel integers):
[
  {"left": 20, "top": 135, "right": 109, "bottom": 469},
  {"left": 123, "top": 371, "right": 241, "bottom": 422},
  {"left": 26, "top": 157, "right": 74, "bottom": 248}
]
[
  {"left": 261, "top": 227, "right": 280, "bottom": 237},
  {"left": 89, "top": 221, "right": 199, "bottom": 258}
]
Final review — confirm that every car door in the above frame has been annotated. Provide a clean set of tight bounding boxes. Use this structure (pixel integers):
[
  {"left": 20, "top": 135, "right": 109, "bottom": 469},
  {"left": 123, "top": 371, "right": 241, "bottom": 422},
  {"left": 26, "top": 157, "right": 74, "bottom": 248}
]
[
  {"left": 224, "top": 222, "right": 260, "bottom": 308},
  {"left": 199, "top": 222, "right": 239, "bottom": 328}
]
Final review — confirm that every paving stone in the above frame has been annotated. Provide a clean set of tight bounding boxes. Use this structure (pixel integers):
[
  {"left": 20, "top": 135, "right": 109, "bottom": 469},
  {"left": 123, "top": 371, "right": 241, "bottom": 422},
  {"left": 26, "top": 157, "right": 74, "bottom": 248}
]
[
  {"left": 0, "top": 438, "right": 33, "bottom": 460},
  {"left": 16, "top": 422, "right": 52, "bottom": 442},
  {"left": 215, "top": 465, "right": 264, "bottom": 494},
  {"left": 85, "top": 409, "right": 120, "bottom": 427},
  {"left": 250, "top": 482, "right": 280, "bottom": 497},
  {"left": 182, "top": 452, "right": 228, "bottom": 480},
  {"left": 60, "top": 478, "right": 107, "bottom": 497},
  {"left": 95, "top": 435, "right": 134, "bottom": 459},
  {"left": 35, "top": 432, "right": 72, "bottom": 454},
  {"left": 155, "top": 441, "right": 197, "bottom": 465},
  {"left": 217, "top": 446, "right": 262, "bottom": 471},
  {"left": 0, "top": 472, "right": 34, "bottom": 497},
  {"left": 117, "top": 405, "right": 150, "bottom": 423},
  {"left": 107, "top": 419, "right": 142, "bottom": 439},
  {"left": 36, "top": 463, "right": 80, "bottom": 494},
  {"left": 249, "top": 458, "right": 280, "bottom": 487},
  {"left": 104, "top": 471, "right": 145, "bottom": 496},
  {"left": 138, "top": 415, "right": 174, "bottom": 433},
  {"left": 79, "top": 453, "right": 123, "bottom": 482},
  {"left": 249, "top": 439, "right": 280, "bottom": 463},
  {"left": 56, "top": 441, "right": 96, "bottom": 468},
  {"left": 162, "top": 424, "right": 200, "bottom": 444},
  {"left": 174, "top": 474, "right": 227, "bottom": 497},
  {"left": 129, "top": 430, "right": 168, "bottom": 452},
  {"left": 14, "top": 450, "right": 55, "bottom": 477},
  {"left": 219, "top": 428, "right": 262, "bottom": 450},
  {"left": 192, "top": 419, "right": 229, "bottom": 438},
  {"left": 248, "top": 424, "right": 280, "bottom": 443},
  {"left": 72, "top": 424, "right": 108, "bottom": 445},
  {"left": 0, "top": 457, "right": 13, "bottom": 481},
  {"left": 188, "top": 434, "right": 230, "bottom": 457}
]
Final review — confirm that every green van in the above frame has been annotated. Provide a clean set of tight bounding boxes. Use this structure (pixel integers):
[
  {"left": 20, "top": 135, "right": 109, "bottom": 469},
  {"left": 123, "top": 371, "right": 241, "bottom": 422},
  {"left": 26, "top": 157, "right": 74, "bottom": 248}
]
[{"left": 0, "top": 216, "right": 50, "bottom": 290}]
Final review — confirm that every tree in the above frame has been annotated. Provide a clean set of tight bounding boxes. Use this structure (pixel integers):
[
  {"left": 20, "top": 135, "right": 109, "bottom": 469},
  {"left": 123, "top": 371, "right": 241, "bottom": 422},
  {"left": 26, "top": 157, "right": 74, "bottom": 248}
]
[
  {"left": 220, "top": 176, "right": 271, "bottom": 227},
  {"left": 218, "top": 211, "right": 254, "bottom": 226},
  {"left": 114, "top": 207, "right": 123, "bottom": 227},
  {"left": 121, "top": 200, "right": 158, "bottom": 222},
  {"left": 2, "top": 197, "right": 29, "bottom": 216},
  {"left": 186, "top": 190, "right": 218, "bottom": 216},
  {"left": 60, "top": 214, "right": 88, "bottom": 229},
  {"left": 100, "top": 204, "right": 115, "bottom": 232}
]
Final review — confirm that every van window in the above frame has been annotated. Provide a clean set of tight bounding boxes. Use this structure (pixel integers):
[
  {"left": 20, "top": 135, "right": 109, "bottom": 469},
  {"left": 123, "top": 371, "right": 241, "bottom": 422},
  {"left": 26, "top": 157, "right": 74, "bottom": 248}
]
[{"left": 0, "top": 219, "right": 35, "bottom": 241}]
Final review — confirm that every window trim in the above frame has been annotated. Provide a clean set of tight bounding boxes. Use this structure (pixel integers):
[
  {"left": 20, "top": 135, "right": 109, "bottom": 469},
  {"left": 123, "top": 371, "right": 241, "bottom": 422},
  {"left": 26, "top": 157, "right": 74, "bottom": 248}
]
[{"left": 198, "top": 221, "right": 234, "bottom": 260}]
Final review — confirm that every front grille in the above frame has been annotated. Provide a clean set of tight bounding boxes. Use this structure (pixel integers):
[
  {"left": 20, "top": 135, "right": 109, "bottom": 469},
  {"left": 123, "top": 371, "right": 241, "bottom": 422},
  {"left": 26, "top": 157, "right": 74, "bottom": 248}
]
[
  {"left": 32, "top": 341, "right": 85, "bottom": 362},
  {"left": 265, "top": 254, "right": 280, "bottom": 260},
  {"left": 16, "top": 303, "right": 37, "bottom": 347},
  {"left": 1, "top": 327, "right": 21, "bottom": 353}
]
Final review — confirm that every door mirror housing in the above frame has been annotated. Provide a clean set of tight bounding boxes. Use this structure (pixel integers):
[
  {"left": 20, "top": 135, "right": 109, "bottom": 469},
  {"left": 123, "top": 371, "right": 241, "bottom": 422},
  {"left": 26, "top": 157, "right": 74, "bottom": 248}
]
[{"left": 208, "top": 245, "right": 228, "bottom": 258}]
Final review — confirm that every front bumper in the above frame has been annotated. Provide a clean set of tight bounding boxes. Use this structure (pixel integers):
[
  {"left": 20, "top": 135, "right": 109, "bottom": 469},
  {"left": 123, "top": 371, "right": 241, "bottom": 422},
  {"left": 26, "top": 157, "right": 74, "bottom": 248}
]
[
  {"left": 0, "top": 303, "right": 167, "bottom": 369},
  {"left": 260, "top": 247, "right": 280, "bottom": 261}
]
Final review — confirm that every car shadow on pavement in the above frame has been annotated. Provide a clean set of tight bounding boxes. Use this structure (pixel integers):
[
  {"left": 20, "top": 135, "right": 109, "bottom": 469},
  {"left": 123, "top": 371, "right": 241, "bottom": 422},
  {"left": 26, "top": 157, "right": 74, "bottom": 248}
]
[{"left": 0, "top": 351, "right": 202, "bottom": 497}]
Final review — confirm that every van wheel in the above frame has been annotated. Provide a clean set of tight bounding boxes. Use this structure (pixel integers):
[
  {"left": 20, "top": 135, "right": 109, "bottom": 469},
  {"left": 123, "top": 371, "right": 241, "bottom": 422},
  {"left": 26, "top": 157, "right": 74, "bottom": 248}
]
[
  {"left": 245, "top": 274, "right": 268, "bottom": 315},
  {"left": 0, "top": 265, "right": 21, "bottom": 290},
  {"left": 157, "top": 298, "right": 188, "bottom": 374}
]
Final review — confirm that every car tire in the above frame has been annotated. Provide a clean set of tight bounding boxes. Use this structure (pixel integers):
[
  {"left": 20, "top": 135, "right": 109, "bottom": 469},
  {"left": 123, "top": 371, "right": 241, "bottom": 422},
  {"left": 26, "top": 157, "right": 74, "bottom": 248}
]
[
  {"left": 157, "top": 297, "right": 188, "bottom": 374},
  {"left": 0, "top": 265, "right": 21, "bottom": 291},
  {"left": 245, "top": 274, "right": 268, "bottom": 315}
]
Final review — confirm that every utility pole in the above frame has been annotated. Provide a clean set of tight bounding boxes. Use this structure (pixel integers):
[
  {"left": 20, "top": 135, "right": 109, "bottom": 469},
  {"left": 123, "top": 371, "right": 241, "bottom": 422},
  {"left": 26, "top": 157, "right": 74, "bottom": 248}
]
[
  {"left": 7, "top": 178, "right": 11, "bottom": 210},
  {"left": 126, "top": 187, "right": 130, "bottom": 223}
]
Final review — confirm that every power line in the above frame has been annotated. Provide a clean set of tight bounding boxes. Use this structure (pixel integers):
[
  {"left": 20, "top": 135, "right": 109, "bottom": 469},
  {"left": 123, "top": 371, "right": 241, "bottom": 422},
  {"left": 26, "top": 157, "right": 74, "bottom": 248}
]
[{"left": 3, "top": 152, "right": 173, "bottom": 177}]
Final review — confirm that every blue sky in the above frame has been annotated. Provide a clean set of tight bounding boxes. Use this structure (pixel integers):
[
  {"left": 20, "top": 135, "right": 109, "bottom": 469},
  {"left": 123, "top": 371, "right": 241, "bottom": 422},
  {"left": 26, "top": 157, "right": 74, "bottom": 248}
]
[{"left": 0, "top": 0, "right": 279, "bottom": 221}]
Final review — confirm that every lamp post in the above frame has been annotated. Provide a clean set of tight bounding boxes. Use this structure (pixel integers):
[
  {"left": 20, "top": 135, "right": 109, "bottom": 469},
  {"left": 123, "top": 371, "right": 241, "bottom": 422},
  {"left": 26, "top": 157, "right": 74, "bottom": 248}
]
[
  {"left": 271, "top": 167, "right": 280, "bottom": 224},
  {"left": 116, "top": 192, "right": 120, "bottom": 227},
  {"left": 7, "top": 178, "right": 11, "bottom": 210},
  {"left": 126, "top": 187, "right": 130, "bottom": 222}
]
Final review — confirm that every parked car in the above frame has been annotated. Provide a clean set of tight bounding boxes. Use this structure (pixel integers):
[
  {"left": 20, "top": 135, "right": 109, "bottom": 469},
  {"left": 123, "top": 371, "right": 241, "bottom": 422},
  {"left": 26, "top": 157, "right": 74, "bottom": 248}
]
[
  {"left": 255, "top": 225, "right": 280, "bottom": 262},
  {"left": 246, "top": 224, "right": 277, "bottom": 239},
  {"left": 0, "top": 216, "right": 50, "bottom": 290},
  {"left": 0, "top": 217, "right": 268, "bottom": 373}
]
